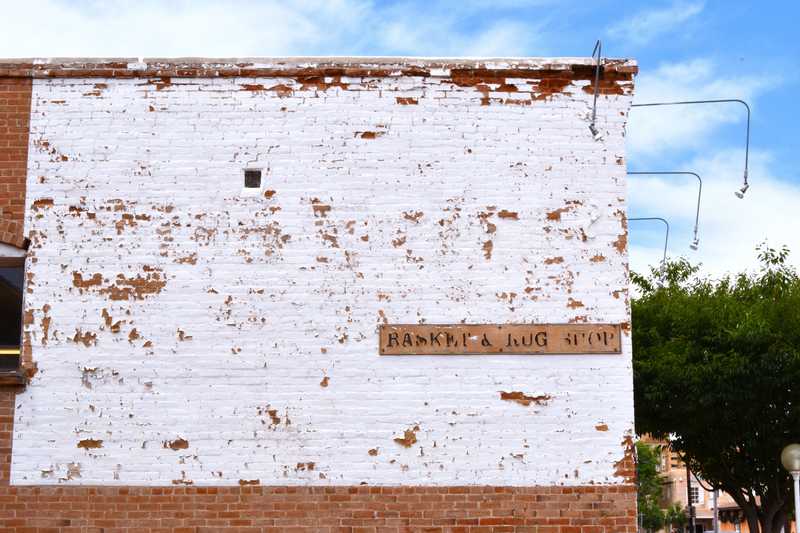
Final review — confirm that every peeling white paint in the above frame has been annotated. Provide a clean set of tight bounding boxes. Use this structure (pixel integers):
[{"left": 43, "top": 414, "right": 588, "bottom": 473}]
[{"left": 13, "top": 67, "right": 634, "bottom": 486}]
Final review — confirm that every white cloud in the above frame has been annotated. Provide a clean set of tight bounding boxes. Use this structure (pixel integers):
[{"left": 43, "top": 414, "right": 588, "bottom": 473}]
[
  {"left": 625, "top": 57, "right": 793, "bottom": 278},
  {"left": 608, "top": 1, "right": 705, "bottom": 46},
  {"left": 1, "top": 0, "right": 373, "bottom": 57},
  {"left": 626, "top": 59, "right": 776, "bottom": 162},
  {"left": 0, "top": 0, "right": 545, "bottom": 58},
  {"left": 628, "top": 149, "right": 800, "bottom": 278},
  {"left": 380, "top": 17, "right": 541, "bottom": 57}
]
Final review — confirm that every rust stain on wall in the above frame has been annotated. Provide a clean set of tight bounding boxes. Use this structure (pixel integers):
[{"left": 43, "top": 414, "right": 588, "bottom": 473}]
[
  {"left": 546, "top": 207, "right": 571, "bottom": 221},
  {"left": 497, "top": 210, "right": 518, "bottom": 220},
  {"left": 175, "top": 253, "right": 197, "bottom": 265},
  {"left": 403, "top": 211, "right": 424, "bottom": 223},
  {"left": 77, "top": 439, "right": 103, "bottom": 449},
  {"left": 500, "top": 391, "right": 552, "bottom": 407},
  {"left": 171, "top": 476, "right": 193, "bottom": 485},
  {"left": 268, "top": 84, "right": 293, "bottom": 97},
  {"left": 357, "top": 131, "right": 385, "bottom": 139},
  {"left": 105, "top": 270, "right": 166, "bottom": 300},
  {"left": 445, "top": 69, "right": 583, "bottom": 106},
  {"left": 394, "top": 426, "right": 420, "bottom": 448},
  {"left": 321, "top": 232, "right": 339, "bottom": 248},
  {"left": 164, "top": 438, "right": 189, "bottom": 450},
  {"left": 567, "top": 298, "right": 584, "bottom": 309},
  {"left": 73, "top": 268, "right": 166, "bottom": 300},
  {"left": 482, "top": 240, "right": 493, "bottom": 260},
  {"left": 395, "top": 97, "right": 418, "bottom": 105},
  {"left": 296, "top": 75, "right": 348, "bottom": 92},
  {"left": 72, "top": 329, "right": 97, "bottom": 347},
  {"left": 148, "top": 77, "right": 172, "bottom": 91},
  {"left": 311, "top": 198, "right": 331, "bottom": 217},
  {"left": 613, "top": 435, "right": 636, "bottom": 483},
  {"left": 32, "top": 198, "right": 54, "bottom": 210},
  {"left": 40, "top": 304, "right": 51, "bottom": 345},
  {"left": 72, "top": 272, "right": 103, "bottom": 289},
  {"left": 613, "top": 233, "right": 627, "bottom": 254},
  {"left": 613, "top": 209, "right": 628, "bottom": 254},
  {"left": 477, "top": 210, "right": 497, "bottom": 234}
]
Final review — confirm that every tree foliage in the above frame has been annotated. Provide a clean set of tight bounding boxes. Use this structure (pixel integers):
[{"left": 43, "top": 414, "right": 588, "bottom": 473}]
[
  {"left": 664, "top": 503, "right": 688, "bottom": 533},
  {"left": 633, "top": 245, "right": 800, "bottom": 533},
  {"left": 636, "top": 441, "right": 666, "bottom": 532}
]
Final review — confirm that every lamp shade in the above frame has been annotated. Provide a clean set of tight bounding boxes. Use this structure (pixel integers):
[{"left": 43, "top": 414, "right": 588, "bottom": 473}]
[{"left": 781, "top": 444, "right": 800, "bottom": 472}]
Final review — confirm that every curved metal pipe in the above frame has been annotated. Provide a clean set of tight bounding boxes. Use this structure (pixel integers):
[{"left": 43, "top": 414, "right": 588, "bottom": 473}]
[
  {"left": 627, "top": 171, "right": 702, "bottom": 249},
  {"left": 629, "top": 217, "right": 670, "bottom": 265},
  {"left": 630, "top": 99, "right": 750, "bottom": 197}
]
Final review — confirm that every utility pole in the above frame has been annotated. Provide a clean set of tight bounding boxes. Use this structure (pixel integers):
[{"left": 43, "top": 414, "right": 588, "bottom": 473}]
[
  {"left": 686, "top": 465, "right": 696, "bottom": 533},
  {"left": 713, "top": 489, "right": 719, "bottom": 533}
]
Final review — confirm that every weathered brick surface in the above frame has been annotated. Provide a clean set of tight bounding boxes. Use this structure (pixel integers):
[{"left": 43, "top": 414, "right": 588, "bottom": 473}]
[
  {"left": 0, "top": 389, "right": 16, "bottom": 485},
  {"left": 14, "top": 59, "right": 635, "bottom": 488},
  {"left": 0, "top": 57, "right": 637, "bottom": 531},
  {"left": 0, "top": 77, "right": 31, "bottom": 249}
]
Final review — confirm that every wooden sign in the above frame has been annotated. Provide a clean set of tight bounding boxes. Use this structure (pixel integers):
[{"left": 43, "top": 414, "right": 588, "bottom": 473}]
[{"left": 379, "top": 324, "right": 621, "bottom": 355}]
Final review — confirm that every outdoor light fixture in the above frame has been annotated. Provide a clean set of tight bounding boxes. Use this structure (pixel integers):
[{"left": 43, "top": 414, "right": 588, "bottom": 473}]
[
  {"left": 781, "top": 444, "right": 800, "bottom": 533},
  {"left": 631, "top": 99, "right": 751, "bottom": 198},
  {"left": 588, "top": 40, "right": 603, "bottom": 142},
  {"left": 629, "top": 217, "right": 670, "bottom": 267},
  {"left": 628, "top": 171, "right": 702, "bottom": 251},
  {"left": 589, "top": 122, "right": 603, "bottom": 141}
]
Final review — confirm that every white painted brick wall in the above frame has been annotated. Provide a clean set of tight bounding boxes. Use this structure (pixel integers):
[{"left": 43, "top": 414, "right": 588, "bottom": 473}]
[{"left": 14, "top": 62, "right": 634, "bottom": 486}]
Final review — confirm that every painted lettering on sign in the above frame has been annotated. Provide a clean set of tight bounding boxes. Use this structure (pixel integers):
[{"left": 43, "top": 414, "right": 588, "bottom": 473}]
[{"left": 379, "top": 324, "right": 621, "bottom": 355}]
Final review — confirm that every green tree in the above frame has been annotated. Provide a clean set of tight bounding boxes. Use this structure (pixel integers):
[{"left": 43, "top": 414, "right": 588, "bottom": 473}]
[
  {"left": 664, "top": 503, "right": 688, "bottom": 533},
  {"left": 637, "top": 440, "right": 665, "bottom": 532},
  {"left": 633, "top": 245, "right": 800, "bottom": 533}
]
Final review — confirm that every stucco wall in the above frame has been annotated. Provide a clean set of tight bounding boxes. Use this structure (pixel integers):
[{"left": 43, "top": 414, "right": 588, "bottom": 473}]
[{"left": 12, "top": 60, "right": 634, "bottom": 487}]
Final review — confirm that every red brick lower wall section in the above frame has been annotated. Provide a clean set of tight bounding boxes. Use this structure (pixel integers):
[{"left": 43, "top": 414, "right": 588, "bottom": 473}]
[{"left": 0, "top": 485, "right": 636, "bottom": 532}]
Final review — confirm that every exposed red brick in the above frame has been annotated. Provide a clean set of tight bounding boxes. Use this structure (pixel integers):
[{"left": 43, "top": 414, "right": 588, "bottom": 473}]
[{"left": 0, "top": 77, "right": 31, "bottom": 250}]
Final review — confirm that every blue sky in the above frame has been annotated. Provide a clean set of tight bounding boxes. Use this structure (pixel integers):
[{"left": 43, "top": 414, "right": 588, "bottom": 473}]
[{"left": 3, "top": 0, "right": 798, "bottom": 276}]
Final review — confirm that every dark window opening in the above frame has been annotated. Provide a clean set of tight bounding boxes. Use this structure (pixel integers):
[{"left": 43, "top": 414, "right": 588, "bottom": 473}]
[
  {"left": 244, "top": 169, "right": 262, "bottom": 189},
  {"left": 0, "top": 259, "right": 23, "bottom": 372}
]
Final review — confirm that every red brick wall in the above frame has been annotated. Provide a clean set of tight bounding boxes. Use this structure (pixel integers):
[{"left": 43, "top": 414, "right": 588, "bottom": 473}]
[
  {"left": 0, "top": 77, "right": 31, "bottom": 249},
  {"left": 0, "top": 69, "right": 638, "bottom": 532},
  {"left": 0, "top": 484, "right": 636, "bottom": 532},
  {"left": 0, "top": 389, "right": 15, "bottom": 485}
]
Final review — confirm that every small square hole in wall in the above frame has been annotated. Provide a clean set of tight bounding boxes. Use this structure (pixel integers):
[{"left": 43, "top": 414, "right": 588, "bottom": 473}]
[{"left": 244, "top": 169, "right": 262, "bottom": 189}]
